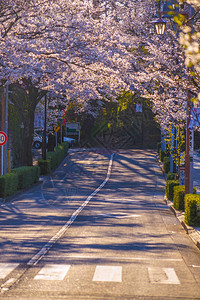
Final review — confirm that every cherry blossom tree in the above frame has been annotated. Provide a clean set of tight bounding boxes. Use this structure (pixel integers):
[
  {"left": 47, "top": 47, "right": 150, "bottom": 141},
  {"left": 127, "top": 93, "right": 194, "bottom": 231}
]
[{"left": 2, "top": 0, "right": 197, "bottom": 165}]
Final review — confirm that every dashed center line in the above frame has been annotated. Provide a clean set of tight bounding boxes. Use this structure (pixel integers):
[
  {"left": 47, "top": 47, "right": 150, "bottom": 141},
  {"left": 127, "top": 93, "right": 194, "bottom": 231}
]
[{"left": 27, "top": 153, "right": 115, "bottom": 266}]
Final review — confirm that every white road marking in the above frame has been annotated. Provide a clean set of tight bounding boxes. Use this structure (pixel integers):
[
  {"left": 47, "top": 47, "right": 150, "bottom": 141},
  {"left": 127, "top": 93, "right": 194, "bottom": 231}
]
[
  {"left": 148, "top": 267, "right": 180, "bottom": 284},
  {"left": 34, "top": 264, "right": 70, "bottom": 281},
  {"left": 1, "top": 278, "right": 16, "bottom": 292},
  {"left": 27, "top": 153, "right": 115, "bottom": 266},
  {"left": 99, "top": 213, "right": 141, "bottom": 219},
  {"left": 0, "top": 263, "right": 19, "bottom": 279},
  {"left": 46, "top": 255, "right": 183, "bottom": 262},
  {"left": 107, "top": 198, "right": 140, "bottom": 202},
  {"left": 93, "top": 266, "right": 122, "bottom": 282}
]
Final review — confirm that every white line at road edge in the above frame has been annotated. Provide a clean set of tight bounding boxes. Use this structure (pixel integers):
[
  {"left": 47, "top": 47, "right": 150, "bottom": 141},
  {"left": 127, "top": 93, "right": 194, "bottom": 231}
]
[{"left": 27, "top": 153, "right": 115, "bottom": 266}]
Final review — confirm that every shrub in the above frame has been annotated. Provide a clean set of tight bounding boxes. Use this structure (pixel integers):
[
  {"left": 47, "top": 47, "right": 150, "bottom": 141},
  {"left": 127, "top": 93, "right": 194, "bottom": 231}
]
[
  {"left": 12, "top": 166, "right": 40, "bottom": 189},
  {"left": 38, "top": 160, "right": 51, "bottom": 175},
  {"left": 159, "top": 150, "right": 166, "bottom": 162},
  {"left": 39, "top": 142, "right": 69, "bottom": 174},
  {"left": 0, "top": 173, "right": 18, "bottom": 197},
  {"left": 163, "top": 156, "right": 170, "bottom": 173},
  {"left": 185, "top": 194, "right": 200, "bottom": 226},
  {"left": 165, "top": 180, "right": 179, "bottom": 201},
  {"left": 173, "top": 186, "right": 185, "bottom": 211},
  {"left": 167, "top": 172, "right": 178, "bottom": 180},
  {"left": 157, "top": 142, "right": 161, "bottom": 154},
  {"left": 173, "top": 185, "right": 197, "bottom": 211}
]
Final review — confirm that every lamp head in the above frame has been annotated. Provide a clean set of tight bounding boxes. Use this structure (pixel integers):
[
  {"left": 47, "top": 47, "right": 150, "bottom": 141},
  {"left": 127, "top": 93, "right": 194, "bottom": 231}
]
[{"left": 152, "top": 18, "right": 167, "bottom": 35}]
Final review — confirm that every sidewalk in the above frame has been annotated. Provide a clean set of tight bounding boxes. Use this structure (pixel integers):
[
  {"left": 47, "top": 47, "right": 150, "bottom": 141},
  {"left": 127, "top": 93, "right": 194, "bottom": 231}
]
[{"left": 157, "top": 151, "right": 200, "bottom": 251}]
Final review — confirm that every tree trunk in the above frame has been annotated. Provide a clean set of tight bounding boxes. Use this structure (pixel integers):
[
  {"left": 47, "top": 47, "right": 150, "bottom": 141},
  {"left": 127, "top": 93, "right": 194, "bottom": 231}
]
[{"left": 9, "top": 79, "right": 46, "bottom": 167}]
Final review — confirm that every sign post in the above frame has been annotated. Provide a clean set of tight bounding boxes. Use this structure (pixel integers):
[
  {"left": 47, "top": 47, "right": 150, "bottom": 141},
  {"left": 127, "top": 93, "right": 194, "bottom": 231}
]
[
  {"left": 66, "top": 122, "right": 81, "bottom": 143},
  {"left": 0, "top": 131, "right": 8, "bottom": 175}
]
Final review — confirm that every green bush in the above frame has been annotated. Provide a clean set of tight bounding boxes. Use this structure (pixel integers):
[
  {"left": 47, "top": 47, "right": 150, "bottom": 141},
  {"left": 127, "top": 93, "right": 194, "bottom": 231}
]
[
  {"left": 173, "top": 185, "right": 197, "bottom": 211},
  {"left": 159, "top": 150, "right": 166, "bottom": 162},
  {"left": 163, "top": 156, "right": 170, "bottom": 173},
  {"left": 39, "top": 142, "right": 69, "bottom": 174},
  {"left": 38, "top": 160, "right": 51, "bottom": 175},
  {"left": 173, "top": 186, "right": 185, "bottom": 211},
  {"left": 0, "top": 173, "right": 18, "bottom": 197},
  {"left": 167, "top": 172, "right": 178, "bottom": 180},
  {"left": 165, "top": 180, "right": 179, "bottom": 201},
  {"left": 157, "top": 142, "right": 161, "bottom": 154},
  {"left": 185, "top": 194, "right": 200, "bottom": 226},
  {"left": 12, "top": 166, "right": 40, "bottom": 189},
  {"left": 0, "top": 166, "right": 40, "bottom": 198}
]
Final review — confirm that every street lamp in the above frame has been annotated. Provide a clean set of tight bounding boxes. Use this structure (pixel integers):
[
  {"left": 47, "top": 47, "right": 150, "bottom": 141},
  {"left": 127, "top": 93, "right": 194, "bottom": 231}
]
[
  {"left": 42, "top": 94, "right": 47, "bottom": 160},
  {"left": 153, "top": 3, "right": 194, "bottom": 193},
  {"left": 152, "top": 17, "right": 167, "bottom": 35}
]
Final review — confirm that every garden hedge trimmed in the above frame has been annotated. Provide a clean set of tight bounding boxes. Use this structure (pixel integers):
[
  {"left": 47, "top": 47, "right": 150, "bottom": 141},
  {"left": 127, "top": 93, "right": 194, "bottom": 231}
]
[
  {"left": 0, "top": 173, "right": 18, "bottom": 197},
  {"left": 12, "top": 166, "right": 40, "bottom": 189},
  {"left": 173, "top": 186, "right": 197, "bottom": 211},
  {"left": 38, "top": 142, "right": 69, "bottom": 175},
  {"left": 163, "top": 156, "right": 170, "bottom": 173},
  {"left": 166, "top": 172, "right": 178, "bottom": 180},
  {"left": 165, "top": 179, "right": 179, "bottom": 201},
  {"left": 159, "top": 150, "right": 167, "bottom": 162},
  {"left": 38, "top": 159, "right": 51, "bottom": 175},
  {"left": 185, "top": 194, "right": 200, "bottom": 226},
  {"left": 0, "top": 165, "right": 40, "bottom": 198}
]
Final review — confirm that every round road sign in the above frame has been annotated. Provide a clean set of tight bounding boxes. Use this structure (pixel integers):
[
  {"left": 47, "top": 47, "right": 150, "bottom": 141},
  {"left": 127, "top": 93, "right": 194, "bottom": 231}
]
[{"left": 0, "top": 131, "right": 7, "bottom": 146}]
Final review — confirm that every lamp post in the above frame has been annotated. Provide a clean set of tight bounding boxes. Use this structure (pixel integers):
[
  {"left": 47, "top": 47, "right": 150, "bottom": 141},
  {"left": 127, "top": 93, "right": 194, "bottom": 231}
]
[
  {"left": 152, "top": 2, "right": 194, "bottom": 194},
  {"left": 152, "top": 0, "right": 167, "bottom": 35},
  {"left": 1, "top": 83, "right": 9, "bottom": 175},
  {"left": 42, "top": 94, "right": 47, "bottom": 160}
]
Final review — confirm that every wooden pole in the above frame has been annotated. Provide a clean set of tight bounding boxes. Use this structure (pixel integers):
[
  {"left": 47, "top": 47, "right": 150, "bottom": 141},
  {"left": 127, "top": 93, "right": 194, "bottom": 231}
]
[{"left": 185, "top": 90, "right": 191, "bottom": 194}]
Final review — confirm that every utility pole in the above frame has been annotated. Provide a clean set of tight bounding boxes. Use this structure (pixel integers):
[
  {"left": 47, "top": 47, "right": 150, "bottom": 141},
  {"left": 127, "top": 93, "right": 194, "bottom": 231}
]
[
  {"left": 42, "top": 94, "right": 47, "bottom": 160},
  {"left": 1, "top": 83, "right": 8, "bottom": 175},
  {"left": 4, "top": 84, "right": 8, "bottom": 173},
  {"left": 185, "top": 90, "right": 193, "bottom": 194}
]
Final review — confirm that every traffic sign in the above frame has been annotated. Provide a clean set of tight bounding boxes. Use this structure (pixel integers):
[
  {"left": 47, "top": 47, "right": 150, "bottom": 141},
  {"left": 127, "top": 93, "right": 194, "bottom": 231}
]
[
  {"left": 61, "top": 109, "right": 66, "bottom": 117},
  {"left": 60, "top": 119, "right": 66, "bottom": 126},
  {"left": 54, "top": 125, "right": 60, "bottom": 132},
  {"left": 0, "top": 131, "right": 7, "bottom": 146}
]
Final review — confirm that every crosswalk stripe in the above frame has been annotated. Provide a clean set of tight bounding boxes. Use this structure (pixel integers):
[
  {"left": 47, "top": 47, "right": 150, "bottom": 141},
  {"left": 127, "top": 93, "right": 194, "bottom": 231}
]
[
  {"left": 0, "top": 263, "right": 19, "bottom": 279},
  {"left": 34, "top": 264, "right": 71, "bottom": 281},
  {"left": 93, "top": 265, "right": 122, "bottom": 282},
  {"left": 148, "top": 267, "right": 180, "bottom": 284}
]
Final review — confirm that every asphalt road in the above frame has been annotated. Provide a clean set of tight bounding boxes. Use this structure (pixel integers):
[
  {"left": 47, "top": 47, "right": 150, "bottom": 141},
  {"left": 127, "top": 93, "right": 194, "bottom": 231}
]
[{"left": 0, "top": 149, "right": 200, "bottom": 300}]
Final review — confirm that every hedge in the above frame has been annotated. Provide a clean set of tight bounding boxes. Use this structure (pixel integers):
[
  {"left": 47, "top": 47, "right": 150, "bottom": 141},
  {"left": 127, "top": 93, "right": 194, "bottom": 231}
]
[
  {"left": 0, "top": 165, "right": 40, "bottom": 198},
  {"left": 157, "top": 142, "right": 161, "bottom": 154},
  {"left": 167, "top": 172, "right": 178, "bottom": 181},
  {"left": 185, "top": 194, "right": 200, "bottom": 226},
  {"left": 38, "top": 142, "right": 69, "bottom": 175},
  {"left": 38, "top": 159, "right": 51, "bottom": 175},
  {"left": 159, "top": 150, "right": 166, "bottom": 162},
  {"left": 163, "top": 156, "right": 170, "bottom": 173},
  {"left": 173, "top": 186, "right": 196, "bottom": 211},
  {"left": 11, "top": 166, "right": 40, "bottom": 189},
  {"left": 165, "top": 180, "right": 179, "bottom": 201},
  {"left": 0, "top": 173, "right": 18, "bottom": 197}
]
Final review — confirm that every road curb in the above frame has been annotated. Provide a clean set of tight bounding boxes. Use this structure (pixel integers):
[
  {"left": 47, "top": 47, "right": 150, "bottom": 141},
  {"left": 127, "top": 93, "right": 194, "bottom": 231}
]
[
  {"left": 156, "top": 154, "right": 200, "bottom": 251},
  {"left": 0, "top": 179, "right": 44, "bottom": 206},
  {"left": 164, "top": 196, "right": 200, "bottom": 251}
]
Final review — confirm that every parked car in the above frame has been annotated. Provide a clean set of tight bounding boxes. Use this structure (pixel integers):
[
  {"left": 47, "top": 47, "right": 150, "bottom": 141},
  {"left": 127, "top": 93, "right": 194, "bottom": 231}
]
[
  {"left": 33, "top": 133, "right": 42, "bottom": 149},
  {"left": 63, "top": 136, "right": 76, "bottom": 146},
  {"left": 33, "top": 133, "right": 76, "bottom": 149},
  {"left": 33, "top": 132, "right": 48, "bottom": 149}
]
